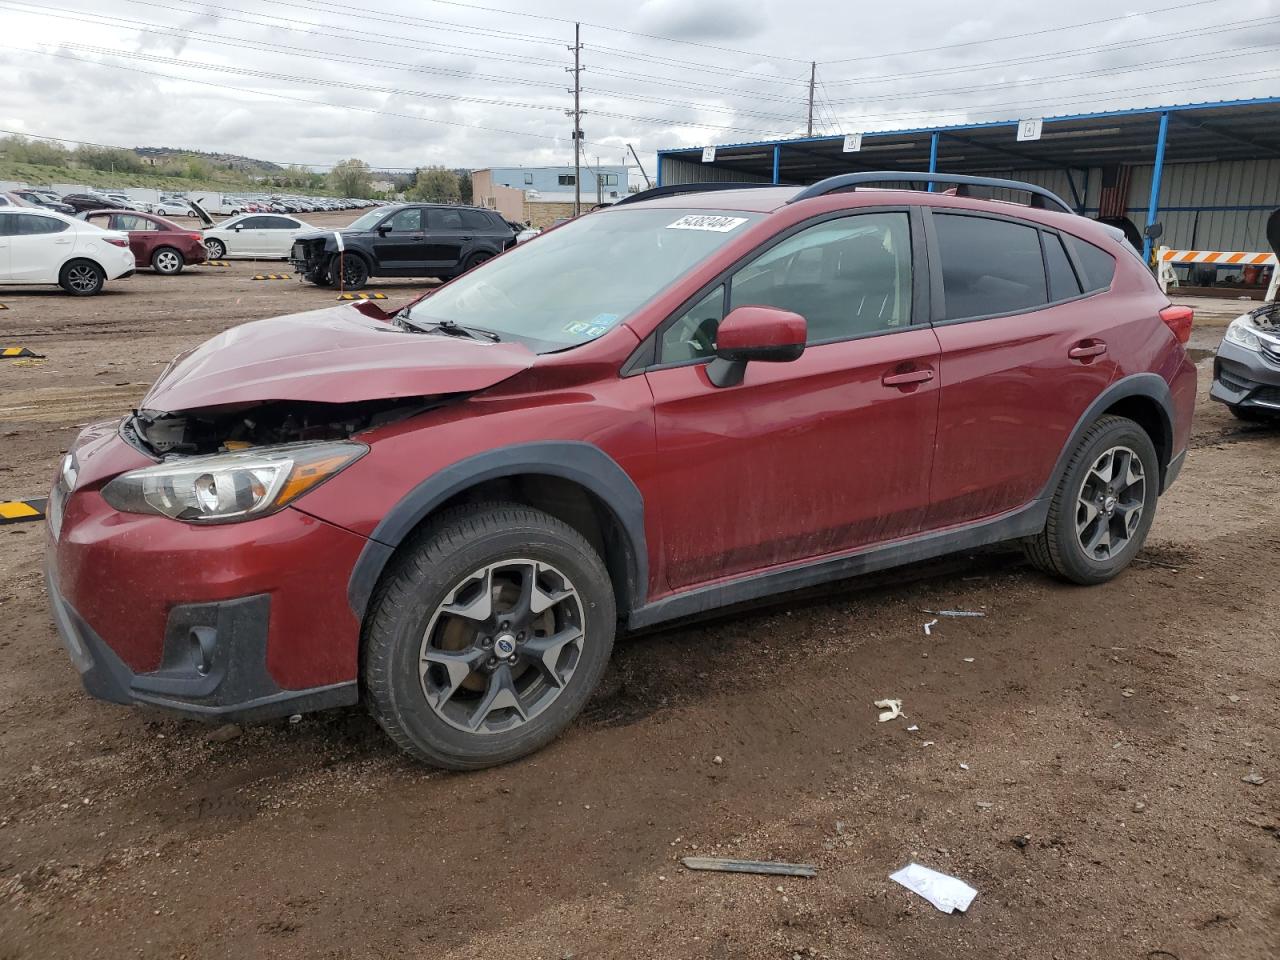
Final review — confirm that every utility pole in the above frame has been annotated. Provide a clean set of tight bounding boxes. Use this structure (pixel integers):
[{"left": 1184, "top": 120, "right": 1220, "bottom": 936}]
[
  {"left": 806, "top": 61, "right": 816, "bottom": 137},
  {"left": 567, "top": 23, "right": 583, "bottom": 216},
  {"left": 627, "top": 143, "right": 652, "bottom": 188}
]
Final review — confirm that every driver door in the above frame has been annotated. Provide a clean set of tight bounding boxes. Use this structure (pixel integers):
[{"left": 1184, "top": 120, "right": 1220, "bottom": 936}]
[
  {"left": 374, "top": 207, "right": 426, "bottom": 271},
  {"left": 643, "top": 211, "right": 941, "bottom": 589}
]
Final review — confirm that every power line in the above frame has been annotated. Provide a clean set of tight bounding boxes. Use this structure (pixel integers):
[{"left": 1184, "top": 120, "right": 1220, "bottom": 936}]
[{"left": 820, "top": 0, "right": 1222, "bottom": 64}]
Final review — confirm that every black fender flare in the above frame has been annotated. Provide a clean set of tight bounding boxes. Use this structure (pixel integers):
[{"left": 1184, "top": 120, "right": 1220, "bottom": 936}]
[
  {"left": 346, "top": 441, "right": 648, "bottom": 621},
  {"left": 1039, "top": 372, "right": 1177, "bottom": 499}
]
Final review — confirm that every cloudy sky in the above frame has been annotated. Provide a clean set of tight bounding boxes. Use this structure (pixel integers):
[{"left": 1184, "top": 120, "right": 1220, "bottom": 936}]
[{"left": 1, "top": 0, "right": 1278, "bottom": 177}]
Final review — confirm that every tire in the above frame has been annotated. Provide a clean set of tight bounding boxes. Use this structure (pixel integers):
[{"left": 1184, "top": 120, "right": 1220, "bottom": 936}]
[
  {"left": 304, "top": 269, "right": 332, "bottom": 287},
  {"left": 204, "top": 238, "right": 226, "bottom": 260},
  {"left": 462, "top": 250, "right": 494, "bottom": 272},
  {"left": 58, "top": 259, "right": 106, "bottom": 297},
  {"left": 151, "top": 246, "right": 184, "bottom": 275},
  {"left": 329, "top": 253, "right": 369, "bottom": 290},
  {"left": 1023, "top": 415, "right": 1160, "bottom": 585},
  {"left": 362, "top": 503, "right": 617, "bottom": 770},
  {"left": 1227, "top": 403, "right": 1277, "bottom": 423}
]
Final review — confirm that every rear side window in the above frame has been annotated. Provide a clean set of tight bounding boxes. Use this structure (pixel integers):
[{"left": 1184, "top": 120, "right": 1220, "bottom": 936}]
[
  {"left": 429, "top": 208, "right": 465, "bottom": 230},
  {"left": 1064, "top": 235, "right": 1117, "bottom": 292},
  {"left": 934, "top": 214, "right": 1047, "bottom": 320},
  {"left": 19, "top": 215, "right": 67, "bottom": 235},
  {"left": 1043, "top": 233, "right": 1083, "bottom": 301},
  {"left": 460, "top": 209, "right": 492, "bottom": 230}
]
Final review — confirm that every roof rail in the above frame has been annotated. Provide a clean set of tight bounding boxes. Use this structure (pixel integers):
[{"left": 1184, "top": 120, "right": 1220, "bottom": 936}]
[
  {"left": 612, "top": 181, "right": 778, "bottom": 206},
  {"left": 787, "top": 172, "right": 1074, "bottom": 214}
]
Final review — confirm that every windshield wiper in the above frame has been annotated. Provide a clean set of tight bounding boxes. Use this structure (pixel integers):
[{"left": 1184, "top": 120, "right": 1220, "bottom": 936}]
[{"left": 394, "top": 311, "right": 501, "bottom": 342}]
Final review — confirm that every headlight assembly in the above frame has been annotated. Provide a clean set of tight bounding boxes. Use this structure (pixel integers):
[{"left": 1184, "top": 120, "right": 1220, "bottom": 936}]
[
  {"left": 101, "top": 441, "right": 366, "bottom": 523},
  {"left": 1224, "top": 314, "right": 1262, "bottom": 352}
]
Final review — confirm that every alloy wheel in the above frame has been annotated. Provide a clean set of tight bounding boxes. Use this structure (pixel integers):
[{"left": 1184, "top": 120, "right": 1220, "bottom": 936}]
[
  {"left": 418, "top": 559, "right": 584, "bottom": 735},
  {"left": 154, "top": 250, "right": 181, "bottom": 273},
  {"left": 1075, "top": 445, "right": 1146, "bottom": 561},
  {"left": 66, "top": 264, "right": 99, "bottom": 293}
]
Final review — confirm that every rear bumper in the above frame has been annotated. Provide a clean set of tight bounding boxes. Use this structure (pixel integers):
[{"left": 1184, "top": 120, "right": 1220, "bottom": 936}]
[
  {"left": 48, "top": 565, "right": 356, "bottom": 722},
  {"left": 1211, "top": 338, "right": 1280, "bottom": 412}
]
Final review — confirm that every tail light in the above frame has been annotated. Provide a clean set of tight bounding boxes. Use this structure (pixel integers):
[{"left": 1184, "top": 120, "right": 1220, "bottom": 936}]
[
  {"left": 1159, "top": 305, "right": 1194, "bottom": 344},
  {"left": 188, "top": 233, "right": 203, "bottom": 241},
  {"left": 104, "top": 237, "right": 130, "bottom": 248}
]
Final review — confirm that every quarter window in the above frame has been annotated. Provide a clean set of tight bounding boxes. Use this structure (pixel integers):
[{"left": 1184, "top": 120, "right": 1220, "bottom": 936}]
[
  {"left": 1065, "top": 235, "right": 1117, "bottom": 293},
  {"left": 934, "top": 213, "right": 1047, "bottom": 320},
  {"left": 1043, "top": 233, "right": 1083, "bottom": 301}
]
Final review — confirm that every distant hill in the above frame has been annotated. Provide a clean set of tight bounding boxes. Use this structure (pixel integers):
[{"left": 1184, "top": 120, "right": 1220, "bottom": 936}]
[{"left": 135, "top": 146, "right": 284, "bottom": 173}]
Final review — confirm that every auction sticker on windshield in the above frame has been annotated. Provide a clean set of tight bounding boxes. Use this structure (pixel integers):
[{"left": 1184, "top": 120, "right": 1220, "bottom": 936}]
[{"left": 666, "top": 215, "right": 748, "bottom": 232}]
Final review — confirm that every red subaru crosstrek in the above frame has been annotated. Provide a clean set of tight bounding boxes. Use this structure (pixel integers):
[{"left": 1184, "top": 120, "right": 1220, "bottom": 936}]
[{"left": 46, "top": 173, "right": 1196, "bottom": 769}]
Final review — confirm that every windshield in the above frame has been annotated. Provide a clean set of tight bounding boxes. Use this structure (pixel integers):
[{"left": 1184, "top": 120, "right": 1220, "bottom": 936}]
[
  {"left": 405, "top": 207, "right": 761, "bottom": 351},
  {"left": 348, "top": 208, "right": 387, "bottom": 231}
]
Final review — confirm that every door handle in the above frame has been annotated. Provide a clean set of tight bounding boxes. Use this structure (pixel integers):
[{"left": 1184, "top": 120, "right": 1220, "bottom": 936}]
[
  {"left": 460, "top": 236, "right": 473, "bottom": 241},
  {"left": 1068, "top": 340, "right": 1108, "bottom": 362},
  {"left": 54, "top": 238, "right": 72, "bottom": 244},
  {"left": 882, "top": 367, "right": 935, "bottom": 388}
]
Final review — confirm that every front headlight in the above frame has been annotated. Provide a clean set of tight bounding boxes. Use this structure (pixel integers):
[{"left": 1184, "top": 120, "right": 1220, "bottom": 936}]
[
  {"left": 1224, "top": 314, "right": 1262, "bottom": 352},
  {"left": 101, "top": 441, "right": 366, "bottom": 523}
]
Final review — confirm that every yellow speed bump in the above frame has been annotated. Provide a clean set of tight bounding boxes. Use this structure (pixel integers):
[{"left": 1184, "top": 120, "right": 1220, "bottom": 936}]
[
  {"left": 205, "top": 260, "right": 231, "bottom": 267},
  {"left": 0, "top": 303, "right": 8, "bottom": 310},
  {"left": 337, "top": 292, "right": 388, "bottom": 301},
  {"left": 252, "top": 273, "right": 292, "bottom": 281},
  {"left": 0, "top": 498, "right": 46, "bottom": 525},
  {"left": 2, "top": 347, "right": 45, "bottom": 359}
]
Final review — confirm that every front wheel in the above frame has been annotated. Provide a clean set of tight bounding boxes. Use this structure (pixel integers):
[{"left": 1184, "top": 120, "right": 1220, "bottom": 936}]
[
  {"left": 204, "top": 238, "right": 226, "bottom": 260},
  {"left": 59, "top": 260, "right": 105, "bottom": 296},
  {"left": 1023, "top": 415, "right": 1160, "bottom": 585},
  {"left": 304, "top": 268, "right": 332, "bottom": 287},
  {"left": 151, "top": 246, "right": 184, "bottom": 275},
  {"left": 329, "top": 253, "right": 369, "bottom": 290},
  {"left": 362, "top": 503, "right": 616, "bottom": 770}
]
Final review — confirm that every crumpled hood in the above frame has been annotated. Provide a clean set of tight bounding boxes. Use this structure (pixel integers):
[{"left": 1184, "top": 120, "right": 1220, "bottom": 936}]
[{"left": 141, "top": 303, "right": 536, "bottom": 412}]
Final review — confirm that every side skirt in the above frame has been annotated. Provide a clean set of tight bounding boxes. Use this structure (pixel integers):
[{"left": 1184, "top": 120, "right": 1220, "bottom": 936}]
[{"left": 627, "top": 500, "right": 1047, "bottom": 630}]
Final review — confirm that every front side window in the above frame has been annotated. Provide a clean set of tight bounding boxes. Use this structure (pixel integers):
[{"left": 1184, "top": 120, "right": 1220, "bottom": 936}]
[
  {"left": 934, "top": 213, "right": 1048, "bottom": 320},
  {"left": 384, "top": 208, "right": 423, "bottom": 232},
  {"left": 406, "top": 207, "right": 761, "bottom": 352},
  {"left": 730, "top": 212, "right": 913, "bottom": 344}
]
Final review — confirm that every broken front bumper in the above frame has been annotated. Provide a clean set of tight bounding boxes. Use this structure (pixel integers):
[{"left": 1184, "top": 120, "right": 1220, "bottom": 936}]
[{"left": 1211, "top": 337, "right": 1280, "bottom": 413}]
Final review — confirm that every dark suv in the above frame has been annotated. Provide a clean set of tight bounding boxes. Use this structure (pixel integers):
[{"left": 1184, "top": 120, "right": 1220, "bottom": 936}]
[
  {"left": 291, "top": 203, "right": 516, "bottom": 289},
  {"left": 47, "top": 173, "right": 1196, "bottom": 770}
]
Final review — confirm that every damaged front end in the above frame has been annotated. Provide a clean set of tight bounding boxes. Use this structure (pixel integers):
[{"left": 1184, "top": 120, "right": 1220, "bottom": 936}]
[
  {"left": 289, "top": 236, "right": 333, "bottom": 279},
  {"left": 1212, "top": 301, "right": 1280, "bottom": 417}
]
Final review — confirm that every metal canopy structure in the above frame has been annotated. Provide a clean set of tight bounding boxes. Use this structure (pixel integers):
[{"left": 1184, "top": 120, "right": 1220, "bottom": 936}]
[
  {"left": 657, "top": 97, "right": 1280, "bottom": 259},
  {"left": 657, "top": 98, "right": 1280, "bottom": 181}
]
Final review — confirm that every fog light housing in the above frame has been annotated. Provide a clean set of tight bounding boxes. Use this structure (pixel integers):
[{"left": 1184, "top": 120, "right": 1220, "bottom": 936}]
[{"left": 189, "top": 626, "right": 217, "bottom": 676}]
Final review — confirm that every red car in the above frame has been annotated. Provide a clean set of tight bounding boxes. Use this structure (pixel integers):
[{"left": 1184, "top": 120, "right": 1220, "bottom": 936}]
[
  {"left": 81, "top": 210, "right": 207, "bottom": 275},
  {"left": 46, "top": 173, "right": 1195, "bottom": 769}
]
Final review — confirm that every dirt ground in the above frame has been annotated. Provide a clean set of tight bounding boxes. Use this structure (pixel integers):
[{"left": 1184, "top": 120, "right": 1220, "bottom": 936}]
[{"left": 0, "top": 227, "right": 1276, "bottom": 960}]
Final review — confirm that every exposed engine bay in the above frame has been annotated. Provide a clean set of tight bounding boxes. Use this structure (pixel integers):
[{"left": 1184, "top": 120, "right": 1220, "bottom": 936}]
[
  {"left": 122, "top": 397, "right": 440, "bottom": 458},
  {"left": 1244, "top": 300, "right": 1280, "bottom": 330}
]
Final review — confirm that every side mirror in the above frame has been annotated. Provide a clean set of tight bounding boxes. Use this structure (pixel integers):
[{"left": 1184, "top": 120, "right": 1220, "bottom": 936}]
[
  {"left": 377, "top": 224, "right": 392, "bottom": 235},
  {"left": 1144, "top": 221, "right": 1164, "bottom": 241},
  {"left": 707, "top": 305, "right": 806, "bottom": 388},
  {"left": 233, "top": 224, "right": 243, "bottom": 231}
]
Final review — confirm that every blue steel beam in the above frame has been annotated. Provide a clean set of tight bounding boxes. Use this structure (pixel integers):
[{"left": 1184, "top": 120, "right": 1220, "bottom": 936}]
[
  {"left": 772, "top": 145, "right": 780, "bottom": 184},
  {"left": 1142, "top": 111, "right": 1171, "bottom": 262},
  {"left": 927, "top": 132, "right": 939, "bottom": 191}
]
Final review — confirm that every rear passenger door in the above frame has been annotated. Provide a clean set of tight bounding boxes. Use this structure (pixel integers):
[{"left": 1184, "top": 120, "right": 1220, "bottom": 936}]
[
  {"left": 424, "top": 208, "right": 468, "bottom": 269},
  {"left": 925, "top": 211, "right": 1120, "bottom": 529}
]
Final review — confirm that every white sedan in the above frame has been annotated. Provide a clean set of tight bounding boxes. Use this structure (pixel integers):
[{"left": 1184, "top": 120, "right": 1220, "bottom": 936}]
[
  {"left": 202, "top": 214, "right": 317, "bottom": 260},
  {"left": 0, "top": 208, "right": 134, "bottom": 296}
]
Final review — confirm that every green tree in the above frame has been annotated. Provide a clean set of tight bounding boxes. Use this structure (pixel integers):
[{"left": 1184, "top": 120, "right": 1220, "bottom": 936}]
[
  {"left": 408, "top": 165, "right": 459, "bottom": 203},
  {"left": 329, "top": 157, "right": 372, "bottom": 196},
  {"left": 0, "top": 135, "right": 69, "bottom": 166},
  {"left": 457, "top": 170, "right": 473, "bottom": 204}
]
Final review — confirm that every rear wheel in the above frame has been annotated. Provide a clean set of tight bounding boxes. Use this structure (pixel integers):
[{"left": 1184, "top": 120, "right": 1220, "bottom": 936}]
[
  {"left": 329, "top": 253, "right": 369, "bottom": 290},
  {"left": 1023, "top": 415, "right": 1159, "bottom": 585},
  {"left": 462, "top": 250, "right": 494, "bottom": 272},
  {"left": 151, "top": 246, "right": 184, "bottom": 275},
  {"left": 362, "top": 503, "right": 616, "bottom": 769},
  {"left": 59, "top": 260, "right": 105, "bottom": 296},
  {"left": 204, "top": 238, "right": 226, "bottom": 260}
]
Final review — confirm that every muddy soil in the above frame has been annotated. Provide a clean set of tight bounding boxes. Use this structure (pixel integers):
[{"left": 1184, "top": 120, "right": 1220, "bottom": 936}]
[{"left": 0, "top": 244, "right": 1276, "bottom": 960}]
